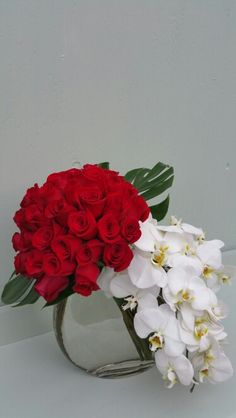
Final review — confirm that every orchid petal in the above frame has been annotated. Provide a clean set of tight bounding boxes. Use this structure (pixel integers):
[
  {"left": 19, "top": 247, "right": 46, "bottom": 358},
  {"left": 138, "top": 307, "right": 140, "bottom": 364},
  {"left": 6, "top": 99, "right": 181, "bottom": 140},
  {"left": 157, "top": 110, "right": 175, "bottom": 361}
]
[
  {"left": 134, "top": 307, "right": 166, "bottom": 338},
  {"left": 128, "top": 253, "right": 167, "bottom": 289},
  {"left": 110, "top": 272, "right": 137, "bottom": 298},
  {"left": 172, "top": 355, "right": 194, "bottom": 385},
  {"left": 97, "top": 267, "right": 115, "bottom": 297}
]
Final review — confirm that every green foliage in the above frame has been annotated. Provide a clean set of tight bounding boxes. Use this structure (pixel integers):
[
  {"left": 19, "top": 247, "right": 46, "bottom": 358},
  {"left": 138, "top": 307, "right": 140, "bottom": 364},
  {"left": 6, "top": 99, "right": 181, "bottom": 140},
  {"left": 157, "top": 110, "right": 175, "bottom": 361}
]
[
  {"left": 150, "top": 195, "right": 170, "bottom": 221},
  {"left": 13, "top": 286, "right": 40, "bottom": 307},
  {"left": 125, "top": 162, "right": 174, "bottom": 221},
  {"left": 1, "top": 273, "right": 34, "bottom": 306},
  {"left": 98, "top": 161, "right": 110, "bottom": 169}
]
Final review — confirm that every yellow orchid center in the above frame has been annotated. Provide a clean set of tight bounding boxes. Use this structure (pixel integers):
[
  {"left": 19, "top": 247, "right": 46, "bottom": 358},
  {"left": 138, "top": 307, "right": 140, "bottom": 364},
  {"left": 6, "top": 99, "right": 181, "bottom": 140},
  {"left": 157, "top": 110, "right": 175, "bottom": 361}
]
[
  {"left": 184, "top": 244, "right": 196, "bottom": 256},
  {"left": 149, "top": 332, "right": 164, "bottom": 351},
  {"left": 217, "top": 273, "right": 231, "bottom": 285},
  {"left": 200, "top": 368, "right": 209, "bottom": 381},
  {"left": 203, "top": 265, "right": 214, "bottom": 278},
  {"left": 204, "top": 352, "right": 215, "bottom": 363},
  {"left": 194, "top": 324, "right": 208, "bottom": 340},
  {"left": 182, "top": 290, "right": 191, "bottom": 301},
  {"left": 152, "top": 245, "right": 169, "bottom": 267}
]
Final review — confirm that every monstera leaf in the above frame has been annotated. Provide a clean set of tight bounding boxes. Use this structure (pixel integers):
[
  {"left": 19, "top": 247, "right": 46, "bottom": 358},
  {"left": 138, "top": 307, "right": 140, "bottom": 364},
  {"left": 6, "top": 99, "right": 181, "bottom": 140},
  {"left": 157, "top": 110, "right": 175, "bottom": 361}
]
[{"left": 125, "top": 162, "right": 174, "bottom": 221}]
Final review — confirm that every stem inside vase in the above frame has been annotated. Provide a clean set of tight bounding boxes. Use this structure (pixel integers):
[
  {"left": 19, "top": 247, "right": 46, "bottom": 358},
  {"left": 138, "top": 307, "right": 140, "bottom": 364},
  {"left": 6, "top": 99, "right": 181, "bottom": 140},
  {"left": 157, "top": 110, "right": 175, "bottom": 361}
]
[{"left": 113, "top": 297, "right": 153, "bottom": 361}]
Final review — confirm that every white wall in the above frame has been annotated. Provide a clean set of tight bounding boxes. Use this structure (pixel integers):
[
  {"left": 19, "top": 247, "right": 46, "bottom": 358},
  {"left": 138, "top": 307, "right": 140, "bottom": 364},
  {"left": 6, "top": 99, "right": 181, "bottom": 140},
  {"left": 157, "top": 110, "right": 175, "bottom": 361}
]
[{"left": 0, "top": 1, "right": 235, "bottom": 336}]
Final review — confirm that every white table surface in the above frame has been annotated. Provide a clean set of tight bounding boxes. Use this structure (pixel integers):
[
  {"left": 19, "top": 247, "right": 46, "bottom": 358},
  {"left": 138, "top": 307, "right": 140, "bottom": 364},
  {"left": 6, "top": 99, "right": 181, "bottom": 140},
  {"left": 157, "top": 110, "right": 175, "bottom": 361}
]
[{"left": 0, "top": 330, "right": 235, "bottom": 418}]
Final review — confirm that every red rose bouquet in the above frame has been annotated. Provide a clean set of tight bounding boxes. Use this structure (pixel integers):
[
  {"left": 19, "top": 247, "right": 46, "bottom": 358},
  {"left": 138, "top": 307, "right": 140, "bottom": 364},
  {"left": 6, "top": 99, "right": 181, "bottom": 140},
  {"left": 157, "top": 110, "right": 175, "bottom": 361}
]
[{"left": 3, "top": 162, "right": 172, "bottom": 306}]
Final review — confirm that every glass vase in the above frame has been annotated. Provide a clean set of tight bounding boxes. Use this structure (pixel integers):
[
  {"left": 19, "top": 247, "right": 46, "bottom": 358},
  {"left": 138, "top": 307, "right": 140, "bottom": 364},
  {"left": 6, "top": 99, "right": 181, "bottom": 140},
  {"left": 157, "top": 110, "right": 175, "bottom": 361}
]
[{"left": 53, "top": 291, "right": 154, "bottom": 378}]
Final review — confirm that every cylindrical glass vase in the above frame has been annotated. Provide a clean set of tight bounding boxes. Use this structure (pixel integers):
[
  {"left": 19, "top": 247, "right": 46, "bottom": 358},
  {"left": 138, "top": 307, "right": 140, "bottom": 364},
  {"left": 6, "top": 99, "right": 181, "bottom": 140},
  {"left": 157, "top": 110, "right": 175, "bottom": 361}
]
[{"left": 53, "top": 291, "right": 154, "bottom": 378}]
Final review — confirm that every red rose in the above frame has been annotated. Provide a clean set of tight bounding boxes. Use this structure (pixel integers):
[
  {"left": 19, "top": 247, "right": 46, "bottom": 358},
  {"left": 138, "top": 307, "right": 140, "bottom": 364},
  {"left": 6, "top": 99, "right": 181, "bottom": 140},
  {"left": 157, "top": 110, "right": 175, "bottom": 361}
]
[
  {"left": 79, "top": 187, "right": 106, "bottom": 219},
  {"left": 73, "top": 264, "right": 100, "bottom": 296},
  {"left": 76, "top": 239, "right": 103, "bottom": 265},
  {"left": 68, "top": 211, "right": 97, "bottom": 239},
  {"left": 14, "top": 251, "right": 31, "bottom": 275},
  {"left": 98, "top": 214, "right": 120, "bottom": 243},
  {"left": 103, "top": 192, "right": 123, "bottom": 217},
  {"left": 32, "top": 226, "right": 54, "bottom": 250},
  {"left": 104, "top": 170, "right": 123, "bottom": 191},
  {"left": 44, "top": 199, "right": 73, "bottom": 226},
  {"left": 64, "top": 182, "right": 83, "bottom": 207},
  {"left": 43, "top": 252, "right": 75, "bottom": 276},
  {"left": 121, "top": 216, "right": 141, "bottom": 244},
  {"left": 81, "top": 164, "right": 106, "bottom": 188},
  {"left": 12, "top": 231, "right": 32, "bottom": 252},
  {"left": 124, "top": 195, "right": 150, "bottom": 222},
  {"left": 13, "top": 208, "right": 26, "bottom": 229},
  {"left": 24, "top": 250, "right": 44, "bottom": 278},
  {"left": 47, "top": 169, "right": 80, "bottom": 190},
  {"left": 20, "top": 184, "right": 40, "bottom": 208},
  {"left": 39, "top": 182, "right": 62, "bottom": 204},
  {"left": 103, "top": 240, "right": 133, "bottom": 272},
  {"left": 34, "top": 275, "right": 69, "bottom": 302},
  {"left": 51, "top": 235, "right": 82, "bottom": 261},
  {"left": 12, "top": 233, "right": 23, "bottom": 251},
  {"left": 24, "top": 204, "right": 48, "bottom": 230}
]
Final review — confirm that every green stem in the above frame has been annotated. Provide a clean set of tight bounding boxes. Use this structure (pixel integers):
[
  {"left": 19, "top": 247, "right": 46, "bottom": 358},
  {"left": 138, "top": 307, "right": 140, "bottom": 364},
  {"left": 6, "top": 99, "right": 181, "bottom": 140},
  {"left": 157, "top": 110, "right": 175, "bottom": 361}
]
[{"left": 113, "top": 297, "right": 153, "bottom": 361}]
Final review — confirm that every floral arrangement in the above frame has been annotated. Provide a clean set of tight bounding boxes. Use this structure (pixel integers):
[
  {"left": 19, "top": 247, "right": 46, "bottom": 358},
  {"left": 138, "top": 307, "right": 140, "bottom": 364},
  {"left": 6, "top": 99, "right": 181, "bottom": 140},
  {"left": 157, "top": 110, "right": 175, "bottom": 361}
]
[{"left": 2, "top": 162, "right": 234, "bottom": 390}]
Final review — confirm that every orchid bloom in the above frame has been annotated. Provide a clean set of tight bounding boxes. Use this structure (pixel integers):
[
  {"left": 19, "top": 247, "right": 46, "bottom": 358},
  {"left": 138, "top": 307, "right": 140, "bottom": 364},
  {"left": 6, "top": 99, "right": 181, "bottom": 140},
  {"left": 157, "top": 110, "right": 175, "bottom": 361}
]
[
  {"left": 127, "top": 216, "right": 168, "bottom": 289},
  {"left": 156, "top": 216, "right": 204, "bottom": 236},
  {"left": 134, "top": 215, "right": 163, "bottom": 252},
  {"left": 134, "top": 304, "right": 185, "bottom": 357},
  {"left": 128, "top": 249, "right": 168, "bottom": 289},
  {"left": 164, "top": 231, "right": 203, "bottom": 275},
  {"left": 155, "top": 350, "right": 194, "bottom": 388},
  {"left": 178, "top": 303, "right": 227, "bottom": 353},
  {"left": 97, "top": 267, "right": 159, "bottom": 312},
  {"left": 192, "top": 341, "right": 233, "bottom": 384},
  {"left": 202, "top": 264, "right": 235, "bottom": 292},
  {"left": 163, "top": 266, "right": 217, "bottom": 312},
  {"left": 109, "top": 272, "right": 159, "bottom": 312}
]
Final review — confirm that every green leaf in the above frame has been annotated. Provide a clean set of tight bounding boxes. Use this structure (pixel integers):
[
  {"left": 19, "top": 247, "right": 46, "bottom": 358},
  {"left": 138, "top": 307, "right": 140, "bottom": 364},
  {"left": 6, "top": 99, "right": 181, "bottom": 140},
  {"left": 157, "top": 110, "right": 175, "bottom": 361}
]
[
  {"left": 13, "top": 285, "right": 40, "bottom": 307},
  {"left": 8, "top": 271, "right": 16, "bottom": 281},
  {"left": 150, "top": 195, "right": 170, "bottom": 221},
  {"left": 133, "top": 168, "right": 151, "bottom": 188},
  {"left": 140, "top": 175, "right": 174, "bottom": 201},
  {"left": 138, "top": 167, "right": 174, "bottom": 192},
  {"left": 1, "top": 274, "right": 33, "bottom": 305},
  {"left": 43, "top": 286, "right": 74, "bottom": 307},
  {"left": 144, "top": 162, "right": 168, "bottom": 181},
  {"left": 124, "top": 167, "right": 143, "bottom": 183},
  {"left": 98, "top": 161, "right": 110, "bottom": 169}
]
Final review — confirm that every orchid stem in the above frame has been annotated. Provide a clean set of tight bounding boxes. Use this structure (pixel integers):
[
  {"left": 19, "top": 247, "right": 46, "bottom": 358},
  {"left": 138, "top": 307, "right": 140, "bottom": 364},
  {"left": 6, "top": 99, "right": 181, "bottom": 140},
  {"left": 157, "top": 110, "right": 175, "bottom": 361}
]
[{"left": 113, "top": 297, "right": 153, "bottom": 362}]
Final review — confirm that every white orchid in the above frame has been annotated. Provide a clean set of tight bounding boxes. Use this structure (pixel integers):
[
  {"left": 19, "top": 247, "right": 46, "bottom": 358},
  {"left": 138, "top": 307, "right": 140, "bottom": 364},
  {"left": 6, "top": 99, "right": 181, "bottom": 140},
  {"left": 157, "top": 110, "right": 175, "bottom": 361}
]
[
  {"left": 161, "top": 231, "right": 203, "bottom": 275},
  {"left": 97, "top": 267, "right": 159, "bottom": 311},
  {"left": 163, "top": 266, "right": 217, "bottom": 312},
  {"left": 195, "top": 239, "right": 224, "bottom": 283},
  {"left": 155, "top": 350, "right": 194, "bottom": 388},
  {"left": 134, "top": 215, "right": 163, "bottom": 252},
  {"left": 99, "top": 215, "right": 233, "bottom": 389},
  {"left": 156, "top": 216, "right": 204, "bottom": 236},
  {"left": 202, "top": 265, "right": 235, "bottom": 292},
  {"left": 109, "top": 272, "right": 159, "bottom": 312},
  {"left": 134, "top": 304, "right": 185, "bottom": 357},
  {"left": 209, "top": 300, "right": 229, "bottom": 321},
  {"left": 192, "top": 341, "right": 233, "bottom": 383},
  {"left": 178, "top": 303, "right": 227, "bottom": 353},
  {"left": 128, "top": 249, "right": 168, "bottom": 289}
]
